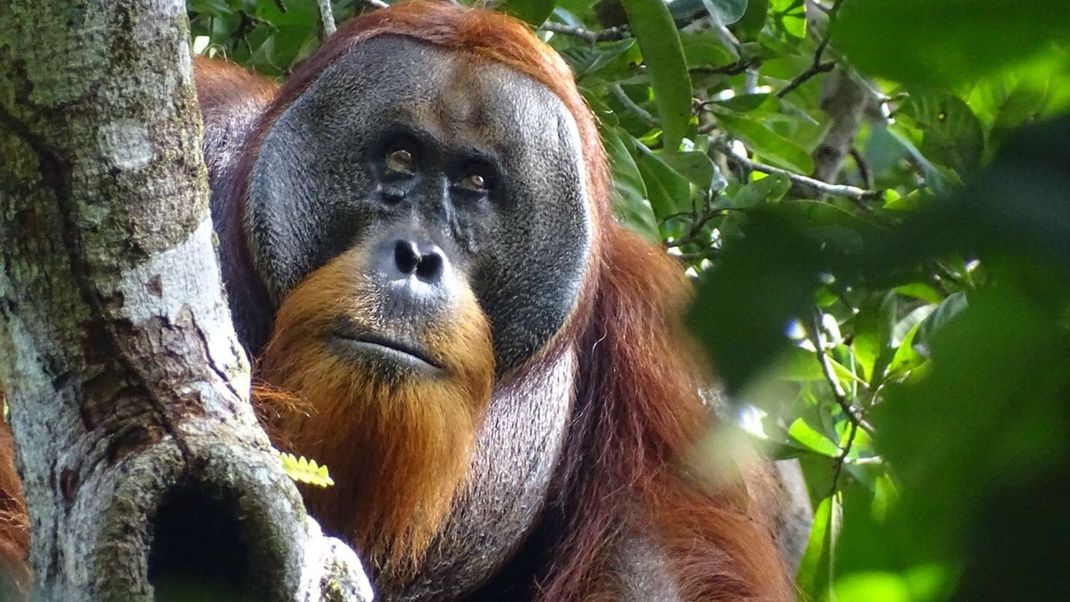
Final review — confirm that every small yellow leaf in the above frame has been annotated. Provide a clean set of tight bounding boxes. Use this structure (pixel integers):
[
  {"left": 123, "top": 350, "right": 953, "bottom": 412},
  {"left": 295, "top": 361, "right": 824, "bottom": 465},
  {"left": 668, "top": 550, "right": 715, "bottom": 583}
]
[{"left": 278, "top": 451, "right": 335, "bottom": 488}]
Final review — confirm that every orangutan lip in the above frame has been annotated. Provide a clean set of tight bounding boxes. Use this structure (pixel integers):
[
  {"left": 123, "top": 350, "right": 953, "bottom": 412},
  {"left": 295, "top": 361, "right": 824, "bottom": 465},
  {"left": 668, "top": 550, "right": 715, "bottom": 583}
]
[{"left": 332, "top": 331, "right": 442, "bottom": 371}]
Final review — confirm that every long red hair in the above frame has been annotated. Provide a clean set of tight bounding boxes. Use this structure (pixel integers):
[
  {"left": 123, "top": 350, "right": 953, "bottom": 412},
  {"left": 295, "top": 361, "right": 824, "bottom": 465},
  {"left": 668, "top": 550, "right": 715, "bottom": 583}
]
[
  {"left": 254, "top": 2, "right": 791, "bottom": 599},
  {"left": 0, "top": 2, "right": 793, "bottom": 599}
]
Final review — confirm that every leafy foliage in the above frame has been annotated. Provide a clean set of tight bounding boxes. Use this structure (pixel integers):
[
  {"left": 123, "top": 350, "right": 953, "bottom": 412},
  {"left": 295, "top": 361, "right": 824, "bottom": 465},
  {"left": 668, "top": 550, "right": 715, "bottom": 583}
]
[
  {"left": 189, "top": 0, "right": 1070, "bottom": 598},
  {"left": 279, "top": 451, "right": 336, "bottom": 488}
]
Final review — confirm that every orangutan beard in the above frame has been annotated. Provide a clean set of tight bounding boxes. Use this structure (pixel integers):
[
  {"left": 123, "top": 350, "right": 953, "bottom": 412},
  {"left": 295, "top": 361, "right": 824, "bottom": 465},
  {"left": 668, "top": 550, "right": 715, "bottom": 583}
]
[{"left": 253, "top": 250, "right": 494, "bottom": 578}]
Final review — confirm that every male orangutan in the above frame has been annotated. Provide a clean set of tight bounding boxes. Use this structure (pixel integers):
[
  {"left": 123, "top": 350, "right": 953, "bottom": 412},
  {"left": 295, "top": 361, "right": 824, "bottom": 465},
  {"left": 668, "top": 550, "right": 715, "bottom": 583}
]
[{"left": 0, "top": 2, "right": 797, "bottom": 600}]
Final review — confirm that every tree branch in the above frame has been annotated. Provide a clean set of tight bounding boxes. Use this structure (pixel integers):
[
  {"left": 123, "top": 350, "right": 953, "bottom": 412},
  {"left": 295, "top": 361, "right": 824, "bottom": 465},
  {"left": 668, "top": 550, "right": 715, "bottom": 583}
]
[
  {"left": 777, "top": 0, "right": 845, "bottom": 98},
  {"left": 539, "top": 22, "right": 630, "bottom": 43},
  {"left": 777, "top": 60, "right": 835, "bottom": 98},
  {"left": 0, "top": 2, "right": 371, "bottom": 599},
  {"left": 808, "top": 313, "right": 876, "bottom": 437},
  {"left": 716, "top": 141, "right": 883, "bottom": 202},
  {"left": 316, "top": 0, "right": 336, "bottom": 37},
  {"left": 829, "top": 419, "right": 860, "bottom": 496},
  {"left": 691, "top": 59, "right": 759, "bottom": 77}
]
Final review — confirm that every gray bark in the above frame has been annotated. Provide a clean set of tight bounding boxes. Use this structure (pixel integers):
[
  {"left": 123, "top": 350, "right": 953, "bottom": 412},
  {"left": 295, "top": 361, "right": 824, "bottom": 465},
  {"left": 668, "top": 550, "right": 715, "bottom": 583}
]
[
  {"left": 0, "top": 1, "right": 371, "bottom": 600},
  {"left": 812, "top": 69, "right": 869, "bottom": 185}
]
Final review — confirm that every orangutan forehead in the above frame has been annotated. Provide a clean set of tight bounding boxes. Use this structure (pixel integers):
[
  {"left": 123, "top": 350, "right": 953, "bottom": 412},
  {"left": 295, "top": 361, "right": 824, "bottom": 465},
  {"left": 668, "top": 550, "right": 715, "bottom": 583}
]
[{"left": 313, "top": 34, "right": 584, "bottom": 161}]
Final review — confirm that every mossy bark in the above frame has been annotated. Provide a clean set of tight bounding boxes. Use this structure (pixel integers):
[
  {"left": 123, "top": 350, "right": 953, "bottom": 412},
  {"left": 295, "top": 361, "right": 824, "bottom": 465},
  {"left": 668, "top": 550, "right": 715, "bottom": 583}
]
[{"left": 0, "top": 2, "right": 371, "bottom": 600}]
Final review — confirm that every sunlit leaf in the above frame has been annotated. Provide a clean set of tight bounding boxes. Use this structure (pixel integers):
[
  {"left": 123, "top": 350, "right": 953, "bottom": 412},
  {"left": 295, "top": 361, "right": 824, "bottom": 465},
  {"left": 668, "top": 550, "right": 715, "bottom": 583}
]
[
  {"left": 560, "top": 38, "right": 636, "bottom": 78},
  {"left": 903, "top": 91, "right": 984, "bottom": 176},
  {"left": 710, "top": 107, "right": 815, "bottom": 173},
  {"left": 660, "top": 149, "right": 722, "bottom": 191},
  {"left": 619, "top": 0, "right": 693, "bottom": 149},
  {"left": 835, "top": 0, "right": 1070, "bottom": 87},
  {"left": 604, "top": 127, "right": 660, "bottom": 241},
  {"left": 279, "top": 452, "right": 335, "bottom": 488},
  {"left": 717, "top": 173, "right": 790, "bottom": 210},
  {"left": 796, "top": 494, "right": 841, "bottom": 595},
  {"left": 698, "top": 0, "right": 747, "bottom": 27},
  {"left": 732, "top": 0, "right": 768, "bottom": 41},
  {"left": 635, "top": 143, "right": 693, "bottom": 219},
  {"left": 912, "top": 292, "right": 967, "bottom": 357},
  {"left": 499, "top": 0, "right": 558, "bottom": 26},
  {"left": 788, "top": 418, "right": 840, "bottom": 457}
]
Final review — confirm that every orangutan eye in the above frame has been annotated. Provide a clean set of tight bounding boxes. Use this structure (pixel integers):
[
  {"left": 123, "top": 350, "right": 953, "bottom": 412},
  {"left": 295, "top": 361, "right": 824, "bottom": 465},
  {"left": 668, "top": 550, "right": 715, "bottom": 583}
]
[
  {"left": 458, "top": 172, "right": 487, "bottom": 191},
  {"left": 386, "top": 148, "right": 415, "bottom": 173}
]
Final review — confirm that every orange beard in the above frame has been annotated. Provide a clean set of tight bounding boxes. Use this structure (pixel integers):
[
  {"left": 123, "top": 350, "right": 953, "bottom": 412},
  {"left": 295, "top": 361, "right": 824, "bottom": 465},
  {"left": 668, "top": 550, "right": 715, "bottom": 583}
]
[{"left": 253, "top": 247, "right": 494, "bottom": 578}]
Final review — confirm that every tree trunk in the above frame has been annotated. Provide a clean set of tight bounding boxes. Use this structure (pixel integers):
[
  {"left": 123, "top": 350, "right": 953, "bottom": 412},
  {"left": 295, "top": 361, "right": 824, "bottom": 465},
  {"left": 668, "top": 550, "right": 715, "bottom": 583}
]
[{"left": 0, "top": 1, "right": 371, "bottom": 600}]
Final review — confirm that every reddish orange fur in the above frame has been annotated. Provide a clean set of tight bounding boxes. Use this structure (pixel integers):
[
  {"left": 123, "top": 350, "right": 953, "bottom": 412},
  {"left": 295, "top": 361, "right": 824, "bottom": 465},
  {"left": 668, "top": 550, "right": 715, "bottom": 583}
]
[
  {"left": 193, "top": 57, "right": 279, "bottom": 116},
  {"left": 254, "top": 245, "right": 494, "bottom": 576},
  {"left": 0, "top": 3, "right": 794, "bottom": 599},
  {"left": 543, "top": 233, "right": 792, "bottom": 601},
  {"left": 0, "top": 415, "right": 28, "bottom": 596},
  {"left": 267, "top": 3, "right": 789, "bottom": 599}
]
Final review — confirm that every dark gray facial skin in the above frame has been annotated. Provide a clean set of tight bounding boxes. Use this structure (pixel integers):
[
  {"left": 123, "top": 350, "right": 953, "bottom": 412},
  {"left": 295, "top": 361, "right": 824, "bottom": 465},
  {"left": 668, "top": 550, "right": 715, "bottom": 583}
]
[{"left": 248, "top": 35, "right": 593, "bottom": 374}]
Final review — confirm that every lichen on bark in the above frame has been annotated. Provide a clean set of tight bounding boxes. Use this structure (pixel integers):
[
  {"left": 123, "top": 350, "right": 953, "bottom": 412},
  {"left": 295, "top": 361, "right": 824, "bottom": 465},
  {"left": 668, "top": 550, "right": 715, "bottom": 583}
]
[{"left": 0, "top": 1, "right": 371, "bottom": 600}]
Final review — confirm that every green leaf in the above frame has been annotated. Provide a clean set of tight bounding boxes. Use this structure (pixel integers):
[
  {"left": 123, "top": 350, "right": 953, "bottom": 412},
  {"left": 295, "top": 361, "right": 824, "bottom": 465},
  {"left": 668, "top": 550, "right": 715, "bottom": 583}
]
[
  {"left": 913, "top": 292, "right": 968, "bottom": 357},
  {"left": 717, "top": 173, "right": 790, "bottom": 210},
  {"left": 679, "top": 32, "right": 737, "bottom": 68},
  {"left": 835, "top": 569, "right": 949, "bottom": 602},
  {"left": 776, "top": 346, "right": 826, "bottom": 382},
  {"left": 796, "top": 494, "right": 841, "bottom": 596},
  {"left": 188, "top": 0, "right": 237, "bottom": 17},
  {"left": 499, "top": 0, "right": 558, "bottom": 26},
  {"left": 710, "top": 108, "right": 814, "bottom": 173},
  {"left": 635, "top": 144, "right": 692, "bottom": 219},
  {"left": 968, "top": 53, "right": 1070, "bottom": 148},
  {"left": 769, "top": 0, "right": 805, "bottom": 40},
  {"left": 894, "top": 283, "right": 944, "bottom": 305},
  {"left": 852, "top": 292, "right": 896, "bottom": 384},
  {"left": 659, "top": 150, "right": 722, "bottom": 191},
  {"left": 603, "top": 127, "right": 660, "bottom": 242},
  {"left": 254, "top": 0, "right": 317, "bottom": 28},
  {"left": 964, "top": 116, "right": 1070, "bottom": 273},
  {"left": 885, "top": 127, "right": 956, "bottom": 197},
  {"left": 904, "top": 91, "right": 985, "bottom": 176},
  {"left": 699, "top": 0, "right": 748, "bottom": 27},
  {"left": 772, "top": 200, "right": 888, "bottom": 255},
  {"left": 788, "top": 418, "right": 841, "bottom": 457},
  {"left": 732, "top": 0, "right": 768, "bottom": 41},
  {"left": 560, "top": 38, "right": 636, "bottom": 78},
  {"left": 689, "top": 214, "right": 821, "bottom": 390},
  {"left": 874, "top": 277, "right": 1070, "bottom": 578},
  {"left": 834, "top": 0, "right": 1070, "bottom": 87},
  {"left": 619, "top": 0, "right": 693, "bottom": 149},
  {"left": 717, "top": 93, "right": 775, "bottom": 114}
]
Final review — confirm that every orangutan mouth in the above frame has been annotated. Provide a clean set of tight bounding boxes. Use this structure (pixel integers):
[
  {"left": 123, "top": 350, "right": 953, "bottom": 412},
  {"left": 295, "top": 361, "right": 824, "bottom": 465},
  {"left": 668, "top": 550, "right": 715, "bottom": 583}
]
[{"left": 331, "top": 325, "right": 443, "bottom": 373}]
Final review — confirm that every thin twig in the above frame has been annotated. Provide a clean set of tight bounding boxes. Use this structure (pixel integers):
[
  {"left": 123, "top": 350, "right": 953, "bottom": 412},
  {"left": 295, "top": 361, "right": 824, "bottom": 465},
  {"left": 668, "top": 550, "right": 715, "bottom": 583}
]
[
  {"left": 777, "top": 0, "right": 845, "bottom": 98},
  {"left": 850, "top": 147, "right": 874, "bottom": 189},
  {"left": 690, "top": 59, "right": 759, "bottom": 77},
  {"left": 610, "top": 84, "right": 657, "bottom": 127},
  {"left": 809, "top": 312, "right": 877, "bottom": 437},
  {"left": 829, "top": 419, "right": 860, "bottom": 497},
  {"left": 663, "top": 198, "right": 723, "bottom": 250},
  {"left": 717, "top": 142, "right": 882, "bottom": 202},
  {"left": 673, "top": 249, "right": 718, "bottom": 262},
  {"left": 316, "top": 0, "right": 336, "bottom": 37},
  {"left": 539, "top": 22, "right": 630, "bottom": 43},
  {"left": 777, "top": 60, "right": 835, "bottom": 98}
]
